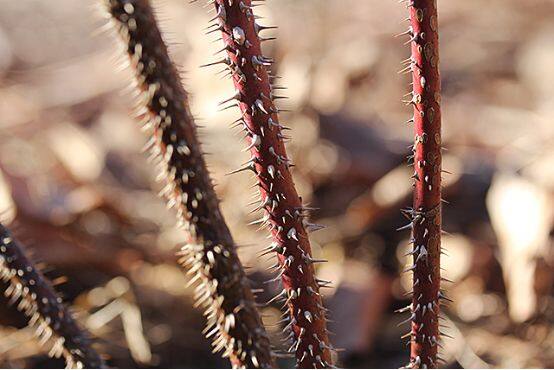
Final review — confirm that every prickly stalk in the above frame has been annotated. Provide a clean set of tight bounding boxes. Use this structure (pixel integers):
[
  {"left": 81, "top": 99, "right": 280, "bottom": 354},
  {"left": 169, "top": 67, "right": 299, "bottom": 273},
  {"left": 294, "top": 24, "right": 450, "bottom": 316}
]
[
  {"left": 206, "top": 0, "right": 334, "bottom": 367},
  {"left": 0, "top": 223, "right": 103, "bottom": 369},
  {"left": 104, "top": 0, "right": 273, "bottom": 367},
  {"left": 404, "top": 0, "right": 442, "bottom": 368}
]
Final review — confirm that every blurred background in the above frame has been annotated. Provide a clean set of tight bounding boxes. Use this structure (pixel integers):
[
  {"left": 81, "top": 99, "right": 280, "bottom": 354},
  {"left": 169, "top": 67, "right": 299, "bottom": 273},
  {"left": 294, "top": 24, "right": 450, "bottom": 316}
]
[{"left": 0, "top": 0, "right": 553, "bottom": 368}]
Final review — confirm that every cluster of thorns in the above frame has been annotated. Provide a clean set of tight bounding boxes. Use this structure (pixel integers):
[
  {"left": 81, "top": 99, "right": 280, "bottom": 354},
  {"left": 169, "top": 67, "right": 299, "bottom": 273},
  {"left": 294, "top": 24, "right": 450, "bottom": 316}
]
[{"left": 0, "top": 0, "right": 443, "bottom": 369}]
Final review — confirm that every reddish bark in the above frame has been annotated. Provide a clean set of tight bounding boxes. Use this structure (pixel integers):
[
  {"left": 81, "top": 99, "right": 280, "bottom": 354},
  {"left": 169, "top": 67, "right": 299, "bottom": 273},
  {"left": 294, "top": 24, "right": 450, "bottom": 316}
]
[
  {"left": 209, "top": 0, "right": 334, "bottom": 367},
  {"left": 106, "top": 0, "right": 273, "bottom": 367},
  {"left": 407, "top": 0, "right": 442, "bottom": 368}
]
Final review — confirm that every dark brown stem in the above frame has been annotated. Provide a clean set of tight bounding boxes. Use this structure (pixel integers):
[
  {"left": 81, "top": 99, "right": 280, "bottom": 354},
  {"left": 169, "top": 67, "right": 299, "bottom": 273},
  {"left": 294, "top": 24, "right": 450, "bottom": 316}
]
[
  {"left": 206, "top": 1, "right": 334, "bottom": 367},
  {"left": 405, "top": 0, "right": 442, "bottom": 368},
  {"left": 0, "top": 223, "right": 104, "bottom": 368},
  {"left": 105, "top": 0, "right": 273, "bottom": 367}
]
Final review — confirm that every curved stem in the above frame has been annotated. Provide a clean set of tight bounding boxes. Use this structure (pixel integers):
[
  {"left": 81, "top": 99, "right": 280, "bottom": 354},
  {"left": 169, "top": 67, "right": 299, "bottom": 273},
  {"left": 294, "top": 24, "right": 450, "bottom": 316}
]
[
  {"left": 0, "top": 223, "right": 104, "bottom": 368},
  {"left": 207, "top": 1, "right": 334, "bottom": 367},
  {"left": 105, "top": 0, "right": 273, "bottom": 367}
]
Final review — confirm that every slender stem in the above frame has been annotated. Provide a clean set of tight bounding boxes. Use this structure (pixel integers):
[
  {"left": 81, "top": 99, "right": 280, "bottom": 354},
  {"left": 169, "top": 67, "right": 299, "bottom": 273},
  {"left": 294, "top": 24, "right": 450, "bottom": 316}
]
[
  {"left": 105, "top": 0, "right": 273, "bottom": 367},
  {"left": 0, "top": 223, "right": 104, "bottom": 368},
  {"left": 208, "top": 1, "right": 334, "bottom": 367},
  {"left": 407, "top": 0, "right": 442, "bottom": 368}
]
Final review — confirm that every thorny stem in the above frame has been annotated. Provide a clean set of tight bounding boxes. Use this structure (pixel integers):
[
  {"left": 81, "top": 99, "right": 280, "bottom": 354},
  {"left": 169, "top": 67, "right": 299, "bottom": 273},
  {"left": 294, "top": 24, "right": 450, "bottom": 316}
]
[
  {"left": 404, "top": 0, "right": 442, "bottom": 368},
  {"left": 206, "top": 0, "right": 334, "bottom": 367},
  {"left": 105, "top": 0, "right": 273, "bottom": 367},
  {"left": 0, "top": 223, "right": 104, "bottom": 369}
]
